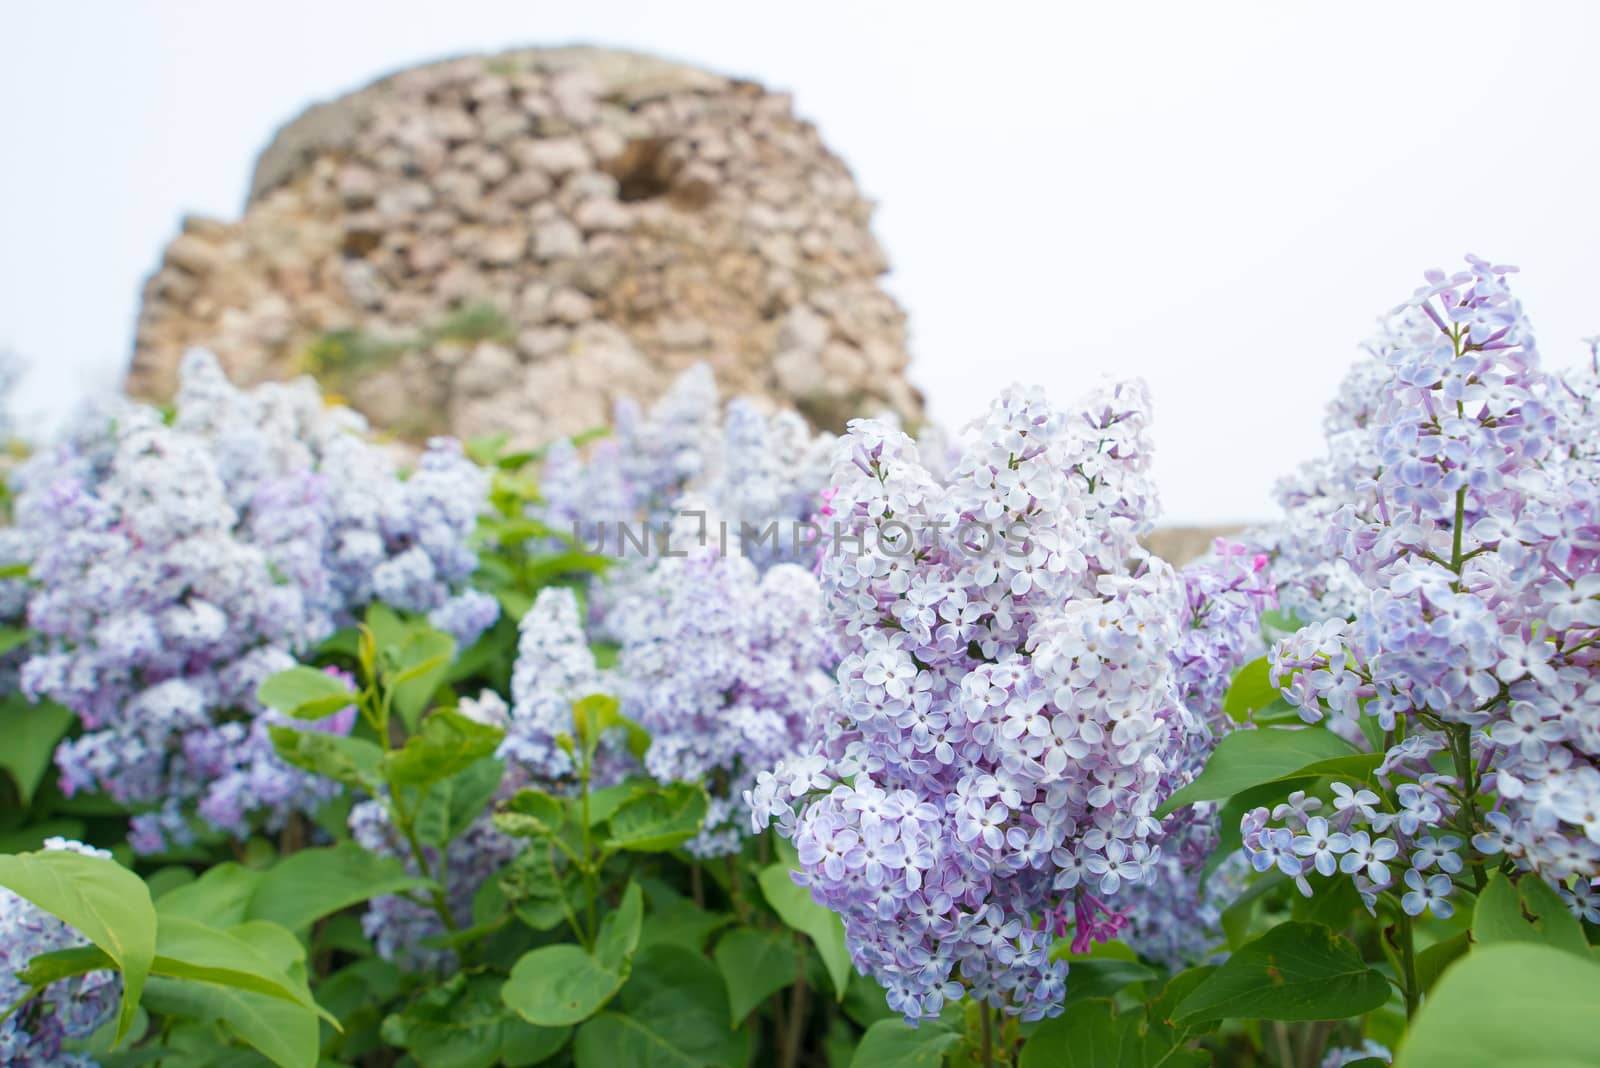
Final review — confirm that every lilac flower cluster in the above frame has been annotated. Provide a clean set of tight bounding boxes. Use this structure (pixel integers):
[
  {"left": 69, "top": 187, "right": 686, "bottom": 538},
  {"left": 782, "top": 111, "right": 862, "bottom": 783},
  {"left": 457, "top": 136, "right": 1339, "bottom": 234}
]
[
  {"left": 496, "top": 367, "right": 841, "bottom": 850},
  {"left": 10, "top": 352, "right": 493, "bottom": 851},
  {"left": 350, "top": 800, "right": 517, "bottom": 971},
  {"left": 534, "top": 364, "right": 832, "bottom": 575},
  {"left": 749, "top": 382, "right": 1202, "bottom": 1022},
  {"left": 0, "top": 839, "right": 120, "bottom": 1066},
  {"left": 493, "top": 586, "right": 622, "bottom": 785},
  {"left": 1246, "top": 257, "right": 1600, "bottom": 913},
  {"left": 497, "top": 560, "right": 834, "bottom": 856},
  {"left": 610, "top": 550, "right": 834, "bottom": 855},
  {"left": 1122, "top": 543, "right": 1274, "bottom": 967}
]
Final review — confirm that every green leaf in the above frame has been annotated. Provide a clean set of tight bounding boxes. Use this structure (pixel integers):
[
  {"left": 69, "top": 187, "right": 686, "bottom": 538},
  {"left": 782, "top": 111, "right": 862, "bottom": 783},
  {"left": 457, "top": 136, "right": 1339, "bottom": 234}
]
[
  {"left": 1020, "top": 998, "right": 1209, "bottom": 1068},
  {"left": 595, "top": 883, "right": 644, "bottom": 971},
  {"left": 364, "top": 602, "right": 411, "bottom": 666},
  {"left": 501, "top": 883, "right": 642, "bottom": 1027},
  {"left": 1062, "top": 957, "right": 1160, "bottom": 1005},
  {"left": 0, "top": 849, "right": 156, "bottom": 1045},
  {"left": 1414, "top": 931, "right": 1470, "bottom": 995},
  {"left": 758, "top": 862, "right": 851, "bottom": 1000},
  {"left": 1223, "top": 656, "right": 1278, "bottom": 723},
  {"left": 381, "top": 974, "right": 569, "bottom": 1068},
  {"left": 389, "top": 629, "right": 457, "bottom": 729},
  {"left": 849, "top": 1018, "right": 960, "bottom": 1067},
  {"left": 1396, "top": 943, "right": 1600, "bottom": 1067},
  {"left": 385, "top": 709, "right": 503, "bottom": 789},
  {"left": 572, "top": 693, "right": 649, "bottom": 762},
  {"left": 0, "top": 697, "right": 72, "bottom": 804},
  {"left": 142, "top": 975, "right": 317, "bottom": 1068},
  {"left": 1472, "top": 871, "right": 1591, "bottom": 958},
  {"left": 138, "top": 921, "right": 321, "bottom": 1068},
  {"left": 499, "top": 846, "right": 579, "bottom": 932},
  {"left": 1174, "top": 920, "right": 1389, "bottom": 1023},
  {"left": 494, "top": 787, "right": 567, "bottom": 839},
  {"left": 256, "top": 667, "right": 355, "bottom": 720},
  {"left": 417, "top": 757, "right": 505, "bottom": 847},
  {"left": 151, "top": 917, "right": 333, "bottom": 1023},
  {"left": 603, "top": 783, "right": 709, "bottom": 853},
  {"left": 268, "top": 726, "right": 382, "bottom": 789},
  {"left": 0, "top": 626, "right": 31, "bottom": 656},
  {"left": 1148, "top": 966, "right": 1219, "bottom": 1035},
  {"left": 245, "top": 842, "right": 432, "bottom": 932},
  {"left": 1156, "top": 726, "right": 1358, "bottom": 817},
  {"left": 16, "top": 943, "right": 114, "bottom": 988},
  {"left": 502, "top": 944, "right": 628, "bottom": 1027},
  {"left": 155, "top": 863, "right": 263, "bottom": 927},
  {"left": 637, "top": 879, "right": 733, "bottom": 953},
  {"left": 573, "top": 944, "right": 747, "bottom": 1068},
  {"left": 586, "top": 779, "right": 651, "bottom": 826},
  {"left": 714, "top": 927, "right": 796, "bottom": 1025}
]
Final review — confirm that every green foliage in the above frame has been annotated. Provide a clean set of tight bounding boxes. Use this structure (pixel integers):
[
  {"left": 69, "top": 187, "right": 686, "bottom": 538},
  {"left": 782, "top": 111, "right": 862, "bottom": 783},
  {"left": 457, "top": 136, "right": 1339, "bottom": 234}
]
[
  {"left": 571, "top": 944, "right": 747, "bottom": 1068},
  {"left": 1173, "top": 921, "right": 1390, "bottom": 1023},
  {"left": 381, "top": 974, "right": 568, "bottom": 1068},
  {"left": 603, "top": 783, "right": 709, "bottom": 854},
  {"left": 1396, "top": 944, "right": 1600, "bottom": 1067},
  {"left": 502, "top": 883, "right": 643, "bottom": 1027},
  {"left": 256, "top": 666, "right": 355, "bottom": 721},
  {"left": 1155, "top": 724, "right": 1360, "bottom": 817},
  {"left": 1022, "top": 998, "right": 1210, "bottom": 1068},
  {"left": 850, "top": 1017, "right": 963, "bottom": 1067},
  {"left": 1471, "top": 871, "right": 1590, "bottom": 957},
  {"left": 758, "top": 856, "right": 851, "bottom": 999},
  {"left": 245, "top": 843, "right": 433, "bottom": 932},
  {"left": 713, "top": 926, "right": 796, "bottom": 1025},
  {"left": 384, "top": 709, "right": 504, "bottom": 789},
  {"left": 0, "top": 695, "right": 72, "bottom": 804}
]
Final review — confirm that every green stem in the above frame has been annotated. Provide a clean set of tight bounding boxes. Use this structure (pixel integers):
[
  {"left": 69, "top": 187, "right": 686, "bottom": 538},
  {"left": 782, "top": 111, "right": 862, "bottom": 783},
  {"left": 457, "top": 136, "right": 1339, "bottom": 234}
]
[
  {"left": 1272, "top": 1022, "right": 1295, "bottom": 1068},
  {"left": 1398, "top": 912, "right": 1420, "bottom": 1019},
  {"left": 727, "top": 854, "right": 752, "bottom": 924},
  {"left": 578, "top": 754, "right": 599, "bottom": 946},
  {"left": 780, "top": 940, "right": 810, "bottom": 1068},
  {"left": 980, "top": 1001, "right": 996, "bottom": 1068},
  {"left": 396, "top": 802, "right": 458, "bottom": 933}
]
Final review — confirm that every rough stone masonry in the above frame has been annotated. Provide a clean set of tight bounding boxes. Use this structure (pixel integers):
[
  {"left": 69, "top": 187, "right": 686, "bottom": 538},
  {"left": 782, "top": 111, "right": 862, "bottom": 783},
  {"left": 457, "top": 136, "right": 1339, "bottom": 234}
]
[{"left": 128, "top": 46, "right": 923, "bottom": 444}]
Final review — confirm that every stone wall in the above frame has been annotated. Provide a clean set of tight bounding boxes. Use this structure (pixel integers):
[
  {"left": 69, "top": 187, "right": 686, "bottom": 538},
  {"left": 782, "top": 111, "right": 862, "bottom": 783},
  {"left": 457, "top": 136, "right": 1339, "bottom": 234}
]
[{"left": 129, "top": 46, "right": 922, "bottom": 444}]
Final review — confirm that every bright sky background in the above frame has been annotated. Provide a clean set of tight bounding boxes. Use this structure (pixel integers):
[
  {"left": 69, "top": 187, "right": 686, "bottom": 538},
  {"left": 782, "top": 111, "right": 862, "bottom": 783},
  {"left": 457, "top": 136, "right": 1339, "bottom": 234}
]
[{"left": 2, "top": 2, "right": 1597, "bottom": 523}]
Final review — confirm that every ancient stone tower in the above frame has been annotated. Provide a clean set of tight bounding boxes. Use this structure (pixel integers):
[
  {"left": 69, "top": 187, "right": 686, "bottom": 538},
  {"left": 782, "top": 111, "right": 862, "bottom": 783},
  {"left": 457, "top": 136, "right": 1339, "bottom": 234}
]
[{"left": 129, "top": 46, "right": 921, "bottom": 442}]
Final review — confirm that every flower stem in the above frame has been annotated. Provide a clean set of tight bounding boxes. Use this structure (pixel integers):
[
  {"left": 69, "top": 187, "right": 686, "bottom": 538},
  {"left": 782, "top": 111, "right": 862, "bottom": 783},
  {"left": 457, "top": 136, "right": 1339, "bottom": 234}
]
[
  {"left": 1398, "top": 912, "right": 1420, "bottom": 1019},
  {"left": 980, "top": 1000, "right": 996, "bottom": 1068}
]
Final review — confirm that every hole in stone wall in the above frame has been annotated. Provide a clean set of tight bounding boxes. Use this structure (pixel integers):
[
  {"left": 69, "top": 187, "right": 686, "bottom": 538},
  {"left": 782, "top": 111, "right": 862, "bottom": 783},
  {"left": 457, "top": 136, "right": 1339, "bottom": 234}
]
[{"left": 605, "top": 137, "right": 675, "bottom": 202}]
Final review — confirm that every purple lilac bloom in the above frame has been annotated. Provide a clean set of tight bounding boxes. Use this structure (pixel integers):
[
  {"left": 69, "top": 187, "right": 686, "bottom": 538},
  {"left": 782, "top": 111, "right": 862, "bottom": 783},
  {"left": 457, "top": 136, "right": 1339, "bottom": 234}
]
[
  {"left": 1121, "top": 541, "right": 1275, "bottom": 967},
  {"left": 11, "top": 352, "right": 493, "bottom": 852},
  {"left": 1243, "top": 257, "right": 1600, "bottom": 916},
  {"left": 750, "top": 380, "right": 1202, "bottom": 1023}
]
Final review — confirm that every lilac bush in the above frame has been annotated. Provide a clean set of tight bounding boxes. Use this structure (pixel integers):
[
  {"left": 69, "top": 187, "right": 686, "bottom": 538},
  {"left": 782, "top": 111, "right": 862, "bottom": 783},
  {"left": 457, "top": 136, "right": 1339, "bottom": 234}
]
[{"left": 10, "top": 351, "right": 493, "bottom": 851}]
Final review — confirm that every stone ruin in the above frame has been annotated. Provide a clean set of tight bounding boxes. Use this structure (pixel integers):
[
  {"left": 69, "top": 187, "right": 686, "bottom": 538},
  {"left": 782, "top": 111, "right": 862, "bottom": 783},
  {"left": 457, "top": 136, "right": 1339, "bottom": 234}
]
[{"left": 128, "top": 46, "right": 923, "bottom": 444}]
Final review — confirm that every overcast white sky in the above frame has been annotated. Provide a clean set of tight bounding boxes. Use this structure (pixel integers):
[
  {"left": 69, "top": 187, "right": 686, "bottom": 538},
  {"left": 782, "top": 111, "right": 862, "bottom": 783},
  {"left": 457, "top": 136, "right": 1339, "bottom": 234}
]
[{"left": 2, "top": 2, "right": 1596, "bottom": 523}]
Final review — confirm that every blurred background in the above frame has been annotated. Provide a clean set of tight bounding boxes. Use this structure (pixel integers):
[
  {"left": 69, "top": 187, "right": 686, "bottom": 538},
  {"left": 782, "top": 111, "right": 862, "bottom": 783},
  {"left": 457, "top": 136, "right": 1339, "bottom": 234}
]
[{"left": 1, "top": 1, "right": 1596, "bottom": 524}]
